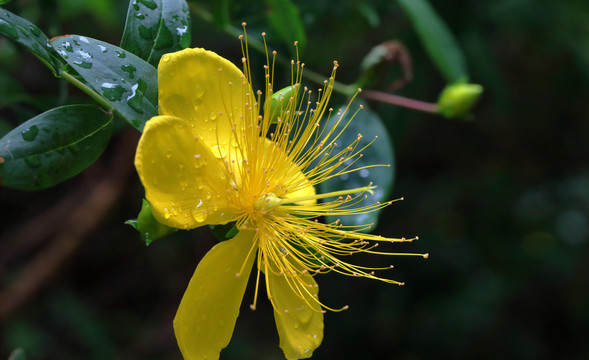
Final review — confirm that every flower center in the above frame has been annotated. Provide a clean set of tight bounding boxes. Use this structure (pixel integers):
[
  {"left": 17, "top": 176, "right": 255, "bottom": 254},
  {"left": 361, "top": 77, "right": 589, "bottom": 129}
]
[{"left": 253, "top": 192, "right": 281, "bottom": 212}]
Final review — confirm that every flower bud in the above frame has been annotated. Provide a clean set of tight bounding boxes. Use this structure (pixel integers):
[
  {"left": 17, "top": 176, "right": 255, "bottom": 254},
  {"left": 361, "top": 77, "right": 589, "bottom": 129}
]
[{"left": 437, "top": 81, "right": 483, "bottom": 119}]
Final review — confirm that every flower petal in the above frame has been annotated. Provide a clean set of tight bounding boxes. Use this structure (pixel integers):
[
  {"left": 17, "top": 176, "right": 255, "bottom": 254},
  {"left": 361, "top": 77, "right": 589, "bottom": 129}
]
[
  {"left": 135, "top": 115, "right": 239, "bottom": 229},
  {"left": 174, "top": 230, "right": 256, "bottom": 360},
  {"left": 158, "top": 48, "right": 253, "bottom": 151},
  {"left": 268, "top": 269, "right": 324, "bottom": 359}
]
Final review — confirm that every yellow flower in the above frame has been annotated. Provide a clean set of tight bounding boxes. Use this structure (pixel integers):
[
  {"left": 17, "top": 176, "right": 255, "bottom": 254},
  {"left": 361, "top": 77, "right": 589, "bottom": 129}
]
[{"left": 135, "top": 31, "right": 425, "bottom": 360}]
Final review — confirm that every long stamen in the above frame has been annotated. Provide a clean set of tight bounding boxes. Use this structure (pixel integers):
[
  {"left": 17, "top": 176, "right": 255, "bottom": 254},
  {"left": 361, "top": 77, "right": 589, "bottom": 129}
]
[{"left": 278, "top": 185, "right": 376, "bottom": 205}]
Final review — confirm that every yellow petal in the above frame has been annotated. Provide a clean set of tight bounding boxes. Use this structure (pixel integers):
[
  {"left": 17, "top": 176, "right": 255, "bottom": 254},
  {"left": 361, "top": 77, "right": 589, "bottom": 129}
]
[
  {"left": 268, "top": 268, "right": 324, "bottom": 359},
  {"left": 158, "top": 48, "right": 253, "bottom": 151},
  {"left": 135, "top": 115, "right": 239, "bottom": 229},
  {"left": 174, "top": 230, "right": 256, "bottom": 360}
]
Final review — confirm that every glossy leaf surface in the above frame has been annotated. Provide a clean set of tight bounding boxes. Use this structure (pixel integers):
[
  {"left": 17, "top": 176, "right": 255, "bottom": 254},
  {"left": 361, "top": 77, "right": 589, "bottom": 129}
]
[
  {"left": 0, "top": 105, "right": 112, "bottom": 190},
  {"left": 120, "top": 0, "right": 191, "bottom": 67},
  {"left": 51, "top": 35, "right": 158, "bottom": 131},
  {"left": 0, "top": 8, "right": 63, "bottom": 75}
]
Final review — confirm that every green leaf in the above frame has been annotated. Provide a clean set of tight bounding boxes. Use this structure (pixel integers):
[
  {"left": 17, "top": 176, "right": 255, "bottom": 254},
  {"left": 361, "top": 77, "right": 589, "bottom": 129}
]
[
  {"left": 0, "top": 104, "right": 112, "bottom": 190},
  {"left": 51, "top": 35, "right": 158, "bottom": 131},
  {"left": 126, "top": 199, "right": 177, "bottom": 245},
  {"left": 120, "top": 0, "right": 191, "bottom": 67},
  {"left": 0, "top": 8, "right": 64, "bottom": 76},
  {"left": 397, "top": 0, "right": 468, "bottom": 82},
  {"left": 267, "top": 83, "right": 299, "bottom": 124},
  {"left": 319, "top": 101, "right": 395, "bottom": 229},
  {"left": 8, "top": 348, "right": 26, "bottom": 360},
  {"left": 209, "top": 223, "right": 238, "bottom": 242},
  {"left": 354, "top": 0, "right": 380, "bottom": 28},
  {"left": 212, "top": 0, "right": 231, "bottom": 29},
  {"left": 265, "top": 0, "right": 306, "bottom": 56}
]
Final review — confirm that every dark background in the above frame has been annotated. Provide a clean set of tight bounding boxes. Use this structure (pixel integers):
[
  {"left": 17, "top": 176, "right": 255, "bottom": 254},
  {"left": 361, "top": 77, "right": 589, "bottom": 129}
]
[{"left": 1, "top": 0, "right": 588, "bottom": 359}]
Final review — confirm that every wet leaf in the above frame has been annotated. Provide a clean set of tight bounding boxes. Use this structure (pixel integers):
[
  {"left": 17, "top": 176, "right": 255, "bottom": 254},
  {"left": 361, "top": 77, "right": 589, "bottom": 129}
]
[
  {"left": 120, "top": 0, "right": 191, "bottom": 67},
  {"left": 0, "top": 8, "right": 64, "bottom": 76},
  {"left": 397, "top": 0, "right": 468, "bottom": 82},
  {"left": 265, "top": 0, "right": 306, "bottom": 56},
  {"left": 51, "top": 35, "right": 158, "bottom": 131},
  {"left": 0, "top": 105, "right": 112, "bottom": 190},
  {"left": 126, "top": 199, "right": 177, "bottom": 245},
  {"left": 319, "top": 101, "right": 395, "bottom": 229}
]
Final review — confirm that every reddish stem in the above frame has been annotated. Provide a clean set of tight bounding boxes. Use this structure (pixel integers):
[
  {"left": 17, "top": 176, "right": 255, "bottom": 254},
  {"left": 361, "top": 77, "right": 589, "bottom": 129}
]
[{"left": 361, "top": 89, "right": 438, "bottom": 114}]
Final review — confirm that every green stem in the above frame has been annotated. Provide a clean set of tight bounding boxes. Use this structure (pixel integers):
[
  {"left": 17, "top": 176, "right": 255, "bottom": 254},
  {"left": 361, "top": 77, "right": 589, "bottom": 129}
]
[{"left": 60, "top": 71, "right": 116, "bottom": 116}]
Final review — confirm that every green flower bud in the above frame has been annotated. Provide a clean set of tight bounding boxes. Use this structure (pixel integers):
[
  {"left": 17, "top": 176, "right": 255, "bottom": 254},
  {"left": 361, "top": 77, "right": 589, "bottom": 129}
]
[
  {"left": 437, "top": 81, "right": 483, "bottom": 119},
  {"left": 126, "top": 199, "right": 177, "bottom": 245}
]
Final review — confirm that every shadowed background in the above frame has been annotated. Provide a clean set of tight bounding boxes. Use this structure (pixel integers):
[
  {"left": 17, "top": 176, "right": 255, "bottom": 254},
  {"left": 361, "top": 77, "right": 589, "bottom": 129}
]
[{"left": 1, "top": 0, "right": 588, "bottom": 359}]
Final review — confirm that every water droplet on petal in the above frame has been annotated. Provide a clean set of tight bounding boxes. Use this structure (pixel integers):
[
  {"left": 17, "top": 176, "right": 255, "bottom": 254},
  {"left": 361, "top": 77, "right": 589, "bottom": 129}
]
[
  {"left": 193, "top": 154, "right": 205, "bottom": 167},
  {"left": 195, "top": 85, "right": 205, "bottom": 97},
  {"left": 211, "top": 145, "right": 226, "bottom": 159},
  {"left": 192, "top": 208, "right": 208, "bottom": 222},
  {"left": 164, "top": 208, "right": 171, "bottom": 219}
]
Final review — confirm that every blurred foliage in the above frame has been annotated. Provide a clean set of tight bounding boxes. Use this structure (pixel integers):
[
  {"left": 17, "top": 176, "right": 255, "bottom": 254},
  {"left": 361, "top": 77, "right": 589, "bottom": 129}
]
[{"left": 2, "top": 0, "right": 589, "bottom": 359}]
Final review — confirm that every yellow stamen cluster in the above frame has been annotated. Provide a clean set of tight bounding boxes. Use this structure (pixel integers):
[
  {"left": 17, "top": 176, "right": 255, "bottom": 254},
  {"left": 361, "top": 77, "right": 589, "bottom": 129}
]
[{"left": 207, "top": 24, "right": 426, "bottom": 312}]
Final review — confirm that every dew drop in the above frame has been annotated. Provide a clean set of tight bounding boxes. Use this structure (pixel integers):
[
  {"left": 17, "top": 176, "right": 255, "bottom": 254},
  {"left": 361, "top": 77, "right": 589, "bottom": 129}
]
[
  {"left": 208, "top": 112, "right": 217, "bottom": 121},
  {"left": 195, "top": 85, "right": 205, "bottom": 97},
  {"left": 163, "top": 208, "right": 171, "bottom": 219},
  {"left": 194, "top": 154, "right": 205, "bottom": 167},
  {"left": 211, "top": 145, "right": 226, "bottom": 159},
  {"left": 28, "top": 25, "right": 41, "bottom": 37},
  {"left": 21, "top": 125, "right": 39, "bottom": 141},
  {"left": 63, "top": 41, "right": 73, "bottom": 52},
  {"left": 24, "top": 155, "right": 41, "bottom": 168},
  {"left": 191, "top": 208, "right": 207, "bottom": 222},
  {"left": 101, "top": 83, "right": 126, "bottom": 101},
  {"left": 138, "top": 24, "right": 153, "bottom": 40},
  {"left": 121, "top": 63, "right": 137, "bottom": 79}
]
